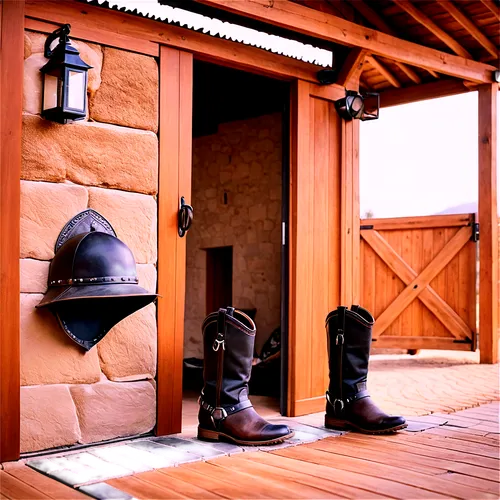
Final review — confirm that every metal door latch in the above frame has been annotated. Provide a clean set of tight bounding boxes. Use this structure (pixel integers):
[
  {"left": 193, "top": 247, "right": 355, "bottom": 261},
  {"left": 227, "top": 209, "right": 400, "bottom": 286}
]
[{"left": 178, "top": 196, "right": 193, "bottom": 237}]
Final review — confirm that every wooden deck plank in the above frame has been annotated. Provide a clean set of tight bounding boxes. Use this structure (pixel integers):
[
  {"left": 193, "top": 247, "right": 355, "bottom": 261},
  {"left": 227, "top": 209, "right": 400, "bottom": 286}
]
[
  {"left": 214, "top": 453, "right": 389, "bottom": 499},
  {"left": 0, "top": 471, "right": 50, "bottom": 500},
  {"left": 273, "top": 445, "right": 498, "bottom": 498},
  {"left": 424, "top": 427, "right": 500, "bottom": 447},
  {"left": 132, "top": 470, "right": 222, "bottom": 499},
  {"left": 159, "top": 466, "right": 255, "bottom": 499},
  {"left": 309, "top": 438, "right": 499, "bottom": 482},
  {"left": 207, "top": 455, "right": 345, "bottom": 499},
  {"left": 4, "top": 465, "right": 88, "bottom": 499},
  {"left": 180, "top": 460, "right": 315, "bottom": 499},
  {"left": 108, "top": 476, "right": 188, "bottom": 499},
  {"left": 339, "top": 433, "right": 499, "bottom": 469},
  {"left": 358, "top": 429, "right": 500, "bottom": 456}
]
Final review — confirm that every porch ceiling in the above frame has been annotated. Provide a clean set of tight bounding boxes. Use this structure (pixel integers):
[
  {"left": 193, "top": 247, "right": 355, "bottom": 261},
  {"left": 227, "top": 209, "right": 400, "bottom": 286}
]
[{"left": 190, "top": 0, "right": 499, "bottom": 104}]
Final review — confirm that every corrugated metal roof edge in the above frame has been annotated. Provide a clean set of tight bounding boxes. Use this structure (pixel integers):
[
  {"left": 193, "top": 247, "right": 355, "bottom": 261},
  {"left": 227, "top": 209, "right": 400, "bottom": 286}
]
[{"left": 83, "top": 0, "right": 332, "bottom": 67}]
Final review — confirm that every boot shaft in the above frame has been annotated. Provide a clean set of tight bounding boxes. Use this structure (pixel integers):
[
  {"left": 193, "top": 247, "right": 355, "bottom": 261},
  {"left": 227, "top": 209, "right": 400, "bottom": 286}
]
[
  {"left": 326, "top": 305, "right": 374, "bottom": 400},
  {"left": 202, "top": 307, "right": 256, "bottom": 407}
]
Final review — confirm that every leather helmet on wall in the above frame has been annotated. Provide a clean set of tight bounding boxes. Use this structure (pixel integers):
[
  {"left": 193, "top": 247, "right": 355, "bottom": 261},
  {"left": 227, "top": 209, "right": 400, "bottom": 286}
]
[{"left": 37, "top": 230, "right": 157, "bottom": 350}]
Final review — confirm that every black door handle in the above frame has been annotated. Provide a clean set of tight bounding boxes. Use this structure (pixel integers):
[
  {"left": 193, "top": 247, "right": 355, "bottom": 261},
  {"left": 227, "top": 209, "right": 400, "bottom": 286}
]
[{"left": 178, "top": 196, "right": 193, "bottom": 237}]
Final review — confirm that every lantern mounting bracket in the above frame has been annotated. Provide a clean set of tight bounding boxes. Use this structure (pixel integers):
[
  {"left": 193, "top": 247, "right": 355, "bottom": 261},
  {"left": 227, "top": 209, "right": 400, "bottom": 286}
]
[
  {"left": 55, "top": 209, "right": 117, "bottom": 252},
  {"left": 44, "top": 24, "right": 71, "bottom": 59}
]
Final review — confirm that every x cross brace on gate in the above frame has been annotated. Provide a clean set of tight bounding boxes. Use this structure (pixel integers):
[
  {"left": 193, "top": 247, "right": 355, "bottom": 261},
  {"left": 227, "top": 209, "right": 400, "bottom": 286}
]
[{"left": 361, "top": 226, "right": 473, "bottom": 340}]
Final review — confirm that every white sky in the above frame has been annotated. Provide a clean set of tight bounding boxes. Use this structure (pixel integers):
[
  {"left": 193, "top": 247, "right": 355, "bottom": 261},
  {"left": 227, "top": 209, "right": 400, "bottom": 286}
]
[{"left": 360, "top": 92, "right": 500, "bottom": 218}]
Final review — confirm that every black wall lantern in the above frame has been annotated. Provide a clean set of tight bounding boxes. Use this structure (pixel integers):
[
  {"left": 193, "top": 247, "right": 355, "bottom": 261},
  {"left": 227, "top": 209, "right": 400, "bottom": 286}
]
[
  {"left": 40, "top": 24, "right": 92, "bottom": 124},
  {"left": 335, "top": 89, "right": 380, "bottom": 122}
]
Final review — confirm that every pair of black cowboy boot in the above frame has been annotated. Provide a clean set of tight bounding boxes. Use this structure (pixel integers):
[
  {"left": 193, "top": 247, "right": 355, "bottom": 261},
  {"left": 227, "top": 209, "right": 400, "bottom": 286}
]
[{"left": 197, "top": 305, "right": 405, "bottom": 446}]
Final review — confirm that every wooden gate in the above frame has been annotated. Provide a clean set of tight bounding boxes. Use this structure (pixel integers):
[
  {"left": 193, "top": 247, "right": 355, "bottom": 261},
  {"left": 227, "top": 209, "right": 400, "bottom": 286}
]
[{"left": 360, "top": 214, "right": 477, "bottom": 350}]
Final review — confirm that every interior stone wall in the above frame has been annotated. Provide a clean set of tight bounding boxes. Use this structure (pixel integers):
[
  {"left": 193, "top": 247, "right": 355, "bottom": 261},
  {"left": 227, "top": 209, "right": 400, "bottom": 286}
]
[
  {"left": 185, "top": 113, "right": 282, "bottom": 359},
  {"left": 20, "top": 31, "right": 159, "bottom": 453}
]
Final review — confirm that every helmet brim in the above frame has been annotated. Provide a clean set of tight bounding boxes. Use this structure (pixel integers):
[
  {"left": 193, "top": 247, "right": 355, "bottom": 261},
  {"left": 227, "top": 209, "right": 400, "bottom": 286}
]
[{"left": 37, "top": 283, "right": 157, "bottom": 308}]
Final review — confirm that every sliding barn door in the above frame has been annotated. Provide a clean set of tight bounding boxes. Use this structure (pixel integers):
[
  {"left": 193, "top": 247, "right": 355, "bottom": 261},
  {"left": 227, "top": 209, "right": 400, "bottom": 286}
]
[
  {"left": 157, "top": 46, "right": 193, "bottom": 435},
  {"left": 287, "top": 81, "right": 358, "bottom": 416}
]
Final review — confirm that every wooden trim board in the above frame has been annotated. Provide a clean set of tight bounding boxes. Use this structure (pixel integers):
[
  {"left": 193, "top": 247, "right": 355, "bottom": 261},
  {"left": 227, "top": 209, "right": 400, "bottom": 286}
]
[
  {"left": 24, "top": 0, "right": 322, "bottom": 83},
  {"left": 157, "top": 47, "right": 193, "bottom": 435},
  {"left": 0, "top": 0, "right": 24, "bottom": 463}
]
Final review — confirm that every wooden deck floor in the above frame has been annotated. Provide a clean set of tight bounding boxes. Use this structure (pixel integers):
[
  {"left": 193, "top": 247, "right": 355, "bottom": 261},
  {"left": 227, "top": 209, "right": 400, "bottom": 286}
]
[{"left": 1, "top": 403, "right": 499, "bottom": 499}]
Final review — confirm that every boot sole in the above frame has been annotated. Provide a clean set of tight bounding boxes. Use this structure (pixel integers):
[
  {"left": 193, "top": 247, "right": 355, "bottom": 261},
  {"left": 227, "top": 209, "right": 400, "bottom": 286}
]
[
  {"left": 325, "top": 416, "right": 408, "bottom": 434},
  {"left": 197, "top": 427, "right": 295, "bottom": 446}
]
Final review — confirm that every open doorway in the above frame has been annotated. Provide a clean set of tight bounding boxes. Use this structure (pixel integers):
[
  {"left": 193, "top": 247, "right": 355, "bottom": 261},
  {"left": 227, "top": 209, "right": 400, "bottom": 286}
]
[{"left": 182, "top": 61, "right": 290, "bottom": 432}]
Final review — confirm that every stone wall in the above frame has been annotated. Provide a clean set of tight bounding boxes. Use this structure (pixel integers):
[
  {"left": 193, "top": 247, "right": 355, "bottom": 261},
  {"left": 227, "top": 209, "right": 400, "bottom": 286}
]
[
  {"left": 20, "top": 31, "right": 159, "bottom": 453},
  {"left": 185, "top": 114, "right": 282, "bottom": 358}
]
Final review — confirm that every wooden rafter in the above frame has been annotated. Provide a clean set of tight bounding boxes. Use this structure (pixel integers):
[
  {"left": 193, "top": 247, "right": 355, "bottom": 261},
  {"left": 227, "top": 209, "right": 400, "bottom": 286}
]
[
  {"left": 393, "top": 0, "right": 472, "bottom": 59},
  {"left": 336, "top": 48, "right": 368, "bottom": 88},
  {"left": 193, "top": 0, "right": 495, "bottom": 82},
  {"left": 379, "top": 79, "right": 470, "bottom": 108},
  {"left": 362, "top": 229, "right": 472, "bottom": 340},
  {"left": 346, "top": 0, "right": 434, "bottom": 81},
  {"left": 365, "top": 55, "right": 401, "bottom": 88},
  {"left": 480, "top": 0, "right": 500, "bottom": 21},
  {"left": 439, "top": 1, "right": 498, "bottom": 59}
]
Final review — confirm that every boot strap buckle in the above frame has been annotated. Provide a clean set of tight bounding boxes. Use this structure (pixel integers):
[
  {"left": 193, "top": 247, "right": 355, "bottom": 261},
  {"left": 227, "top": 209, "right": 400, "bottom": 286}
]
[
  {"left": 212, "top": 334, "right": 225, "bottom": 351},
  {"left": 336, "top": 330, "right": 344, "bottom": 345},
  {"left": 211, "top": 407, "right": 228, "bottom": 427},
  {"left": 333, "top": 399, "right": 344, "bottom": 413},
  {"left": 326, "top": 392, "right": 344, "bottom": 414}
]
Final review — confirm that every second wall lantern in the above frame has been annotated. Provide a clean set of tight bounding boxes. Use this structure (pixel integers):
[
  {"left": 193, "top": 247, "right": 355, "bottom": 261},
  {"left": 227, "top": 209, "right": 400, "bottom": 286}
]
[
  {"left": 335, "top": 89, "right": 380, "bottom": 122},
  {"left": 40, "top": 24, "right": 92, "bottom": 124}
]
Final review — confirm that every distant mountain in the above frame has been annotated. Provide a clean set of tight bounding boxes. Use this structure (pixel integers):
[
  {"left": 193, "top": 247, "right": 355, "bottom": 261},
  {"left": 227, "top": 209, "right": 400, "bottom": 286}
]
[{"left": 437, "top": 202, "right": 477, "bottom": 215}]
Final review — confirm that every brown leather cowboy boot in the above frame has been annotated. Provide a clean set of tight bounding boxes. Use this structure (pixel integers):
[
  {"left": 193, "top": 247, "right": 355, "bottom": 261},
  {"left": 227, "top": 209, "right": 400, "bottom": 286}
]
[
  {"left": 198, "top": 307, "right": 294, "bottom": 445},
  {"left": 325, "top": 305, "right": 407, "bottom": 434}
]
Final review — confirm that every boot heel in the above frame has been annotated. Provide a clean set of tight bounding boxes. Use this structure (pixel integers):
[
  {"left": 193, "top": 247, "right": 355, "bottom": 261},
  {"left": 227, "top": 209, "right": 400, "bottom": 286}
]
[
  {"left": 197, "top": 427, "right": 220, "bottom": 442},
  {"left": 325, "top": 415, "right": 350, "bottom": 430}
]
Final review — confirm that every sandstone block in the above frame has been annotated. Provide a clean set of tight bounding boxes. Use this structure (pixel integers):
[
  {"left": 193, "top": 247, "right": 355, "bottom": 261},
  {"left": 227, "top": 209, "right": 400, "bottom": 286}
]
[
  {"left": 22, "top": 115, "right": 158, "bottom": 194},
  {"left": 21, "top": 294, "right": 101, "bottom": 386},
  {"left": 20, "top": 259, "right": 50, "bottom": 293},
  {"left": 98, "top": 303, "right": 157, "bottom": 382},
  {"left": 90, "top": 48, "right": 158, "bottom": 132},
  {"left": 24, "top": 34, "right": 32, "bottom": 59},
  {"left": 23, "top": 54, "right": 47, "bottom": 115},
  {"left": 21, "top": 180, "right": 88, "bottom": 260},
  {"left": 70, "top": 380, "right": 156, "bottom": 444},
  {"left": 137, "top": 264, "right": 157, "bottom": 293},
  {"left": 74, "top": 41, "right": 103, "bottom": 96},
  {"left": 21, "top": 385, "right": 81, "bottom": 453},
  {"left": 249, "top": 204, "right": 267, "bottom": 221},
  {"left": 88, "top": 187, "right": 157, "bottom": 264},
  {"left": 26, "top": 32, "right": 47, "bottom": 55}
]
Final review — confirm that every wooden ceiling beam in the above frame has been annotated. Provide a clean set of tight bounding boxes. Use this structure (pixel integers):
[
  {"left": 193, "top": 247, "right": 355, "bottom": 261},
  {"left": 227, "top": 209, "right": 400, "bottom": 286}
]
[
  {"left": 25, "top": 0, "right": 324, "bottom": 84},
  {"left": 480, "top": 0, "right": 500, "bottom": 21},
  {"left": 366, "top": 55, "right": 401, "bottom": 88},
  {"left": 336, "top": 47, "right": 368, "bottom": 88},
  {"left": 379, "top": 79, "right": 470, "bottom": 108},
  {"left": 192, "top": 0, "right": 495, "bottom": 83},
  {"left": 439, "top": 1, "right": 498, "bottom": 59},
  {"left": 393, "top": 0, "right": 472, "bottom": 59},
  {"left": 347, "top": 0, "right": 436, "bottom": 80}
]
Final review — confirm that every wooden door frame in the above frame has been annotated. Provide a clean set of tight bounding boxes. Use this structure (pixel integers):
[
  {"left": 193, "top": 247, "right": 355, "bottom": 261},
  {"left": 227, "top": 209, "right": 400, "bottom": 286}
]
[{"left": 0, "top": 0, "right": 24, "bottom": 463}]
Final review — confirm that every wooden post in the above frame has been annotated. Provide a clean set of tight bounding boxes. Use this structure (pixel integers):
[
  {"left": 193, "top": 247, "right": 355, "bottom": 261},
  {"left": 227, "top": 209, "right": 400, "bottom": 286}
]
[
  {"left": 478, "top": 84, "right": 498, "bottom": 364},
  {"left": 156, "top": 46, "right": 193, "bottom": 435},
  {"left": 0, "top": 0, "right": 24, "bottom": 462}
]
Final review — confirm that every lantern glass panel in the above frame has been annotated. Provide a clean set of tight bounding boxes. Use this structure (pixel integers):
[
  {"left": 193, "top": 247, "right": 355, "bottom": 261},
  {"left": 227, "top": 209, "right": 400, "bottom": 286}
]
[
  {"left": 43, "top": 74, "right": 59, "bottom": 111},
  {"left": 66, "top": 70, "right": 86, "bottom": 111}
]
